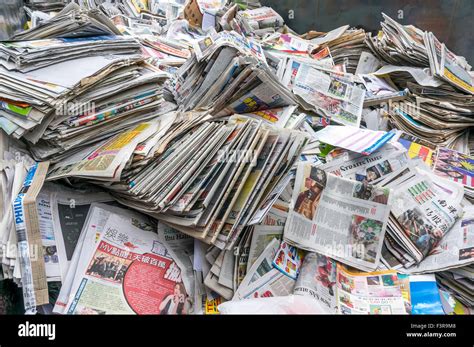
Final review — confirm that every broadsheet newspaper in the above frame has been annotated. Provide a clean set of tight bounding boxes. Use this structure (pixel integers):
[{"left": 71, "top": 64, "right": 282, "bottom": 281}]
[
  {"left": 59, "top": 205, "right": 191, "bottom": 314},
  {"left": 247, "top": 224, "right": 283, "bottom": 271},
  {"left": 193, "top": 30, "right": 266, "bottom": 63},
  {"left": 284, "top": 162, "right": 392, "bottom": 271}
]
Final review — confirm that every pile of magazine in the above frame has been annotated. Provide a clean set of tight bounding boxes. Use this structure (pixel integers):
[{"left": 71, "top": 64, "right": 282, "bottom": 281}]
[{"left": 0, "top": 1, "right": 473, "bottom": 315}]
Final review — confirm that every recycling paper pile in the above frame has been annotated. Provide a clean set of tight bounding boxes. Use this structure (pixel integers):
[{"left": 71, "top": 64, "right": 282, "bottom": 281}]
[{"left": 0, "top": 0, "right": 473, "bottom": 315}]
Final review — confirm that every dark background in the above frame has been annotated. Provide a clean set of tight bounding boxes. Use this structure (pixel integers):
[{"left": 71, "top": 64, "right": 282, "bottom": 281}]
[
  {"left": 262, "top": 0, "right": 474, "bottom": 63},
  {"left": 1, "top": 0, "right": 473, "bottom": 63}
]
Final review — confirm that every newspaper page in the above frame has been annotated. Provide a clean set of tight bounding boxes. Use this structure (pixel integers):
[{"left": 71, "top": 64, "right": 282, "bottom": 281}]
[
  {"left": 64, "top": 213, "right": 191, "bottom": 314},
  {"left": 397, "top": 132, "right": 436, "bottom": 167},
  {"left": 390, "top": 171, "right": 463, "bottom": 261},
  {"left": 235, "top": 268, "right": 295, "bottom": 300},
  {"left": 293, "top": 252, "right": 338, "bottom": 313},
  {"left": 284, "top": 162, "right": 392, "bottom": 271},
  {"left": 237, "top": 6, "right": 284, "bottom": 31},
  {"left": 272, "top": 241, "right": 304, "bottom": 279},
  {"left": 193, "top": 30, "right": 266, "bottom": 63},
  {"left": 320, "top": 144, "right": 410, "bottom": 185},
  {"left": 53, "top": 203, "right": 147, "bottom": 314},
  {"left": 36, "top": 185, "right": 61, "bottom": 282},
  {"left": 292, "top": 63, "right": 365, "bottom": 127},
  {"left": 12, "top": 161, "right": 50, "bottom": 314},
  {"left": 433, "top": 147, "right": 474, "bottom": 188},
  {"left": 336, "top": 264, "right": 407, "bottom": 314},
  {"left": 403, "top": 205, "right": 474, "bottom": 274}
]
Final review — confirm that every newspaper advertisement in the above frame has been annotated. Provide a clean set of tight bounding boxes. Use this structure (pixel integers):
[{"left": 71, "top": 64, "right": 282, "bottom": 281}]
[
  {"left": 336, "top": 264, "right": 407, "bottom": 314},
  {"left": 293, "top": 252, "right": 338, "bottom": 313},
  {"left": 64, "top": 213, "right": 191, "bottom": 314},
  {"left": 272, "top": 241, "right": 304, "bottom": 279},
  {"left": 292, "top": 63, "right": 365, "bottom": 127},
  {"left": 284, "top": 162, "right": 392, "bottom": 271},
  {"left": 433, "top": 147, "right": 474, "bottom": 188}
]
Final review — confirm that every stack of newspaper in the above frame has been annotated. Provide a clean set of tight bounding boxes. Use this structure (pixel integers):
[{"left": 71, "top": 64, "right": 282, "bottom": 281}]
[
  {"left": 166, "top": 30, "right": 296, "bottom": 115},
  {"left": 437, "top": 265, "right": 474, "bottom": 309},
  {"left": 306, "top": 26, "right": 369, "bottom": 74},
  {"left": 0, "top": 47, "right": 176, "bottom": 163},
  {"left": 25, "top": 0, "right": 68, "bottom": 12},
  {"left": 0, "top": 36, "right": 141, "bottom": 72},
  {"left": 12, "top": 3, "right": 122, "bottom": 40},
  {"left": 103, "top": 114, "right": 307, "bottom": 250},
  {"left": 234, "top": 6, "right": 285, "bottom": 37},
  {"left": 366, "top": 14, "right": 474, "bottom": 148},
  {"left": 368, "top": 13, "right": 474, "bottom": 94}
]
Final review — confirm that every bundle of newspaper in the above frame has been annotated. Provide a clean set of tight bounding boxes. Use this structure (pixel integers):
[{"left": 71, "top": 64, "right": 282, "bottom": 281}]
[
  {"left": 278, "top": 60, "right": 367, "bottom": 127},
  {"left": 2, "top": 155, "right": 198, "bottom": 314},
  {"left": 0, "top": 36, "right": 142, "bottom": 72},
  {"left": 0, "top": 48, "right": 176, "bottom": 163},
  {"left": 367, "top": 13, "right": 474, "bottom": 94},
  {"left": 73, "top": 114, "right": 306, "bottom": 251},
  {"left": 25, "top": 0, "right": 68, "bottom": 12},
  {"left": 234, "top": 6, "right": 284, "bottom": 37},
  {"left": 364, "top": 14, "right": 474, "bottom": 149},
  {"left": 289, "top": 127, "right": 474, "bottom": 276},
  {"left": 0, "top": 133, "right": 36, "bottom": 283},
  {"left": 166, "top": 30, "right": 297, "bottom": 115},
  {"left": 304, "top": 25, "right": 369, "bottom": 74},
  {"left": 436, "top": 265, "right": 474, "bottom": 309},
  {"left": 12, "top": 3, "right": 122, "bottom": 40}
]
